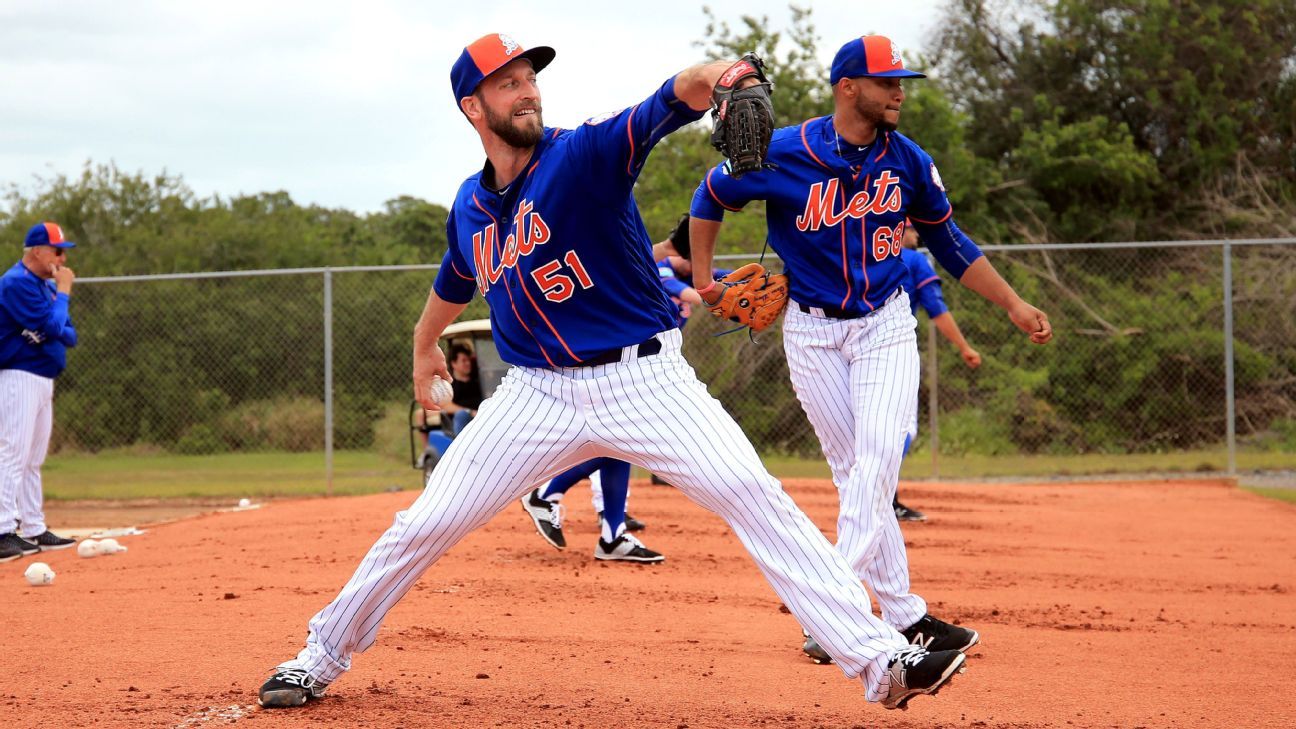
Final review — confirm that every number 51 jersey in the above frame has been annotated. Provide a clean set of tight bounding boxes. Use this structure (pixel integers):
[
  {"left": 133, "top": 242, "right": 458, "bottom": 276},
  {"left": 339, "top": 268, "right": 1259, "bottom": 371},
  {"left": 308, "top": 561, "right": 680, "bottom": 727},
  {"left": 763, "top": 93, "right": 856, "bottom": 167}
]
[{"left": 434, "top": 78, "right": 704, "bottom": 368}]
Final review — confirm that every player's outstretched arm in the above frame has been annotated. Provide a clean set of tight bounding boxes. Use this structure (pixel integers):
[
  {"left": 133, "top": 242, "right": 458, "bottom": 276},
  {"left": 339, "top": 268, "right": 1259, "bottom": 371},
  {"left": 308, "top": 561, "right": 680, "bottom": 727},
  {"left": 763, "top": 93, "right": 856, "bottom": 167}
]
[
  {"left": 958, "top": 258, "right": 1052, "bottom": 345},
  {"left": 412, "top": 289, "right": 469, "bottom": 411},
  {"left": 930, "top": 312, "right": 981, "bottom": 367}
]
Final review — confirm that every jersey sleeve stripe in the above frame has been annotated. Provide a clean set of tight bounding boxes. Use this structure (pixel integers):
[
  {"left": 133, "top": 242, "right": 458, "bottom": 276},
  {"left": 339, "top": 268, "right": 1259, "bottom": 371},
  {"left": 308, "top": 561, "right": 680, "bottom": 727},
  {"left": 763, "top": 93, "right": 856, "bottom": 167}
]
[
  {"left": 624, "top": 105, "right": 639, "bottom": 176},
  {"left": 910, "top": 207, "right": 953, "bottom": 225},
  {"left": 449, "top": 259, "right": 474, "bottom": 281},
  {"left": 705, "top": 168, "right": 742, "bottom": 212},
  {"left": 800, "top": 118, "right": 831, "bottom": 170},
  {"left": 915, "top": 274, "right": 940, "bottom": 289}
]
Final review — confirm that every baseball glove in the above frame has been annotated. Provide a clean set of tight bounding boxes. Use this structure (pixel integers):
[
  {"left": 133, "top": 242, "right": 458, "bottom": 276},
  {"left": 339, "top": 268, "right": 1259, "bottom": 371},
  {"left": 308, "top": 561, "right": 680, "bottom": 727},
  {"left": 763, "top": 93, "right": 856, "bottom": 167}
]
[
  {"left": 705, "top": 263, "right": 789, "bottom": 332},
  {"left": 710, "top": 54, "right": 774, "bottom": 178},
  {"left": 667, "top": 213, "right": 691, "bottom": 259}
]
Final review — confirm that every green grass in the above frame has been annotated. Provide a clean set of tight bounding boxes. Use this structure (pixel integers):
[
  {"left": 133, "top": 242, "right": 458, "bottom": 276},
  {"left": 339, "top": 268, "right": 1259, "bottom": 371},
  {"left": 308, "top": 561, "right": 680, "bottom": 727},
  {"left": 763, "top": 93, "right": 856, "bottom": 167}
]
[
  {"left": 43, "top": 450, "right": 416, "bottom": 500},
  {"left": 1244, "top": 487, "right": 1296, "bottom": 505},
  {"left": 41, "top": 447, "right": 1296, "bottom": 501}
]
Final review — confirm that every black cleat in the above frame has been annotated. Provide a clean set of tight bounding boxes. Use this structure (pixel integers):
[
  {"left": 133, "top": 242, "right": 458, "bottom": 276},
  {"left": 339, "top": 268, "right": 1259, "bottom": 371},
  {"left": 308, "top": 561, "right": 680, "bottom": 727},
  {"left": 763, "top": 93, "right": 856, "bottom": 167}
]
[
  {"left": 599, "top": 511, "right": 647, "bottom": 532},
  {"left": 594, "top": 533, "right": 664, "bottom": 563},
  {"left": 29, "top": 530, "right": 76, "bottom": 551},
  {"left": 894, "top": 500, "right": 927, "bottom": 522},
  {"left": 0, "top": 533, "right": 39, "bottom": 562},
  {"left": 802, "top": 632, "right": 833, "bottom": 665},
  {"left": 520, "top": 488, "right": 566, "bottom": 550},
  {"left": 881, "top": 646, "right": 966, "bottom": 710},
  {"left": 258, "top": 667, "right": 329, "bottom": 708},
  {"left": 901, "top": 614, "right": 980, "bottom": 654}
]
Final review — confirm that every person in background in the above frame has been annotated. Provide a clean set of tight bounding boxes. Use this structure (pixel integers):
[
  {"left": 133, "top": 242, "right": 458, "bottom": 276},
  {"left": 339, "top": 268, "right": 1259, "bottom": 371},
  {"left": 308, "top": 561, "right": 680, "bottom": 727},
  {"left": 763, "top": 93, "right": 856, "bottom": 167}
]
[{"left": 0, "top": 222, "right": 81, "bottom": 562}]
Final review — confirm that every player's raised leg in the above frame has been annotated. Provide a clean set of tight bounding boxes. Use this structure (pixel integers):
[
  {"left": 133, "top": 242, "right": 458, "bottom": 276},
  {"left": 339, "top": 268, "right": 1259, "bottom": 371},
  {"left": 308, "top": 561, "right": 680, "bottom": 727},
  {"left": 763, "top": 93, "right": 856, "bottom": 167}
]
[{"left": 260, "top": 373, "right": 594, "bottom": 707}]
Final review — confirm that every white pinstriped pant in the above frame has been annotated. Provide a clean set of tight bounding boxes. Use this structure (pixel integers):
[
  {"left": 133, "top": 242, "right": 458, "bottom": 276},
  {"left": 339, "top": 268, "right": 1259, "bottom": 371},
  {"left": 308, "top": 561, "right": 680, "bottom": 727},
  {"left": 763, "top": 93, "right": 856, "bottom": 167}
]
[
  {"left": 284, "top": 328, "right": 908, "bottom": 701},
  {"left": 0, "top": 369, "right": 54, "bottom": 537},
  {"left": 783, "top": 292, "right": 928, "bottom": 631}
]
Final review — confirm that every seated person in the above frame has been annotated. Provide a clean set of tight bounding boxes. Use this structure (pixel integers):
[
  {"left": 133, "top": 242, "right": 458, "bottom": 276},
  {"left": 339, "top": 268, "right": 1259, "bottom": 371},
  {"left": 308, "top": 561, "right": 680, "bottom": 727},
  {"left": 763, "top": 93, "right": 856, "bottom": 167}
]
[{"left": 441, "top": 344, "right": 483, "bottom": 436}]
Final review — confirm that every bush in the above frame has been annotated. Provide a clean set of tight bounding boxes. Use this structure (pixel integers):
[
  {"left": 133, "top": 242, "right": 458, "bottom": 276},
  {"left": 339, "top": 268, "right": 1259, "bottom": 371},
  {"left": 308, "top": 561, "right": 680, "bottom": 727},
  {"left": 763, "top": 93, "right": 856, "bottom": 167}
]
[
  {"left": 213, "top": 396, "right": 323, "bottom": 452},
  {"left": 175, "top": 424, "right": 224, "bottom": 454}
]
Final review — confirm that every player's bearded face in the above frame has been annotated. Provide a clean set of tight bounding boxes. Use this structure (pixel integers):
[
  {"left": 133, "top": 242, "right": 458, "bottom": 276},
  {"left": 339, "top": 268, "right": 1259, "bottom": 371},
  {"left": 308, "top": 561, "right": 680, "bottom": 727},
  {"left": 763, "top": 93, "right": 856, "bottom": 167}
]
[
  {"left": 853, "top": 78, "right": 904, "bottom": 132},
  {"left": 483, "top": 97, "right": 544, "bottom": 148}
]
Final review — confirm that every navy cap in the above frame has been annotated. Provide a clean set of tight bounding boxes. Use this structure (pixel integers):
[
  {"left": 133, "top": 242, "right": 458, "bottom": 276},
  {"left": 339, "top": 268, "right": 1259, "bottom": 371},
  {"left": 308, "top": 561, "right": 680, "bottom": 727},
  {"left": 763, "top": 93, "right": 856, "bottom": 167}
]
[
  {"left": 24, "top": 222, "right": 76, "bottom": 249},
  {"left": 451, "top": 33, "right": 555, "bottom": 109},
  {"left": 830, "top": 35, "right": 926, "bottom": 84}
]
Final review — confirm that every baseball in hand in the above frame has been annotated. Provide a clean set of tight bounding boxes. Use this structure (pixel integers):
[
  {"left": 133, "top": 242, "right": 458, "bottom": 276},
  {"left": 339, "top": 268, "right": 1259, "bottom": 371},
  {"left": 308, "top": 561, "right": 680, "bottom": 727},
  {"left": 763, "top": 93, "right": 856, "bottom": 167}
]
[
  {"left": 77, "top": 539, "right": 100, "bottom": 558},
  {"left": 429, "top": 377, "right": 453, "bottom": 407},
  {"left": 25, "top": 562, "right": 55, "bottom": 586}
]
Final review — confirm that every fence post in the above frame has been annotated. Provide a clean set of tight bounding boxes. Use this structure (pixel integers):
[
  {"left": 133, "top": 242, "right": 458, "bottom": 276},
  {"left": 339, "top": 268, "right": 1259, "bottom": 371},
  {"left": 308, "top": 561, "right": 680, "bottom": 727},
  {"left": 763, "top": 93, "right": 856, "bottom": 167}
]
[
  {"left": 1222, "top": 244, "right": 1236, "bottom": 476},
  {"left": 324, "top": 269, "right": 335, "bottom": 495},
  {"left": 927, "top": 318, "right": 939, "bottom": 479}
]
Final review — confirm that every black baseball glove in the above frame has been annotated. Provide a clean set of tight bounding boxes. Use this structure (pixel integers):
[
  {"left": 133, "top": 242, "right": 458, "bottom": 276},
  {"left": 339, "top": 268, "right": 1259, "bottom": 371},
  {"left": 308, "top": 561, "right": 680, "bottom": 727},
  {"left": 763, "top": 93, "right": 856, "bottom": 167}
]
[
  {"left": 667, "top": 213, "right": 691, "bottom": 260},
  {"left": 710, "top": 54, "right": 774, "bottom": 178}
]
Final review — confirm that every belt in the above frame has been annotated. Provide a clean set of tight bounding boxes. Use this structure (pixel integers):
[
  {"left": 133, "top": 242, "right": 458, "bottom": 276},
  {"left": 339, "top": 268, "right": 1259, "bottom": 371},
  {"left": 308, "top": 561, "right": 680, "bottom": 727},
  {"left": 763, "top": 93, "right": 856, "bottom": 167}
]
[
  {"left": 573, "top": 335, "right": 662, "bottom": 367},
  {"left": 798, "top": 289, "right": 902, "bottom": 320}
]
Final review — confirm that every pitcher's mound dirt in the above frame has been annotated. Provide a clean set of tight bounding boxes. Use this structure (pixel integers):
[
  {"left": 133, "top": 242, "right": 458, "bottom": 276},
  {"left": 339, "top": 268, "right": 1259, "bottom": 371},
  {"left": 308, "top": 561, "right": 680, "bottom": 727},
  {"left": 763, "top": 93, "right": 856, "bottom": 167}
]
[{"left": 4, "top": 479, "right": 1293, "bottom": 728}]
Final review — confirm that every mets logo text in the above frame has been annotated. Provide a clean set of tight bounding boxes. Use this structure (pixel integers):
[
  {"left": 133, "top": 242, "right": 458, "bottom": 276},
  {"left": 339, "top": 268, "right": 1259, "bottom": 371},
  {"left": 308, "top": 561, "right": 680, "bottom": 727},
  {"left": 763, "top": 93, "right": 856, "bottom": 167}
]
[
  {"left": 795, "top": 172, "right": 903, "bottom": 231},
  {"left": 473, "top": 199, "right": 551, "bottom": 293}
]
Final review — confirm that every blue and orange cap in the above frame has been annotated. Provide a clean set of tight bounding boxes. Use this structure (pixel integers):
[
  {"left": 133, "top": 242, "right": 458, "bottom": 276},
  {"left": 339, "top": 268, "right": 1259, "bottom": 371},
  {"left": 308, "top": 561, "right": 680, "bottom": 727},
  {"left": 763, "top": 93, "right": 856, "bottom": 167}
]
[
  {"left": 830, "top": 35, "right": 926, "bottom": 84},
  {"left": 24, "top": 222, "right": 76, "bottom": 249},
  {"left": 450, "top": 33, "right": 555, "bottom": 109}
]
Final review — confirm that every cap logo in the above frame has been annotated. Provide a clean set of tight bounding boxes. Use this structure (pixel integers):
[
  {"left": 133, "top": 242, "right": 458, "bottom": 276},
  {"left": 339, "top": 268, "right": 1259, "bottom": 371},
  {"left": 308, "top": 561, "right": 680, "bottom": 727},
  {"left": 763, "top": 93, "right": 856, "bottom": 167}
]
[
  {"left": 890, "top": 41, "right": 902, "bottom": 68},
  {"left": 499, "top": 34, "right": 519, "bottom": 56}
]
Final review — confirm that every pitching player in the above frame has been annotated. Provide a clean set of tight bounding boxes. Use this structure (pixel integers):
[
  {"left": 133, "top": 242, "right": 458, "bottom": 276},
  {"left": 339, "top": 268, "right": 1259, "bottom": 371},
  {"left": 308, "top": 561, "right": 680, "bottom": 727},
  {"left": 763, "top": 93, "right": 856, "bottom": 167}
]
[
  {"left": 688, "top": 35, "right": 1052, "bottom": 665},
  {"left": 0, "top": 222, "right": 80, "bottom": 563},
  {"left": 894, "top": 223, "right": 981, "bottom": 521},
  {"left": 259, "top": 33, "right": 968, "bottom": 712}
]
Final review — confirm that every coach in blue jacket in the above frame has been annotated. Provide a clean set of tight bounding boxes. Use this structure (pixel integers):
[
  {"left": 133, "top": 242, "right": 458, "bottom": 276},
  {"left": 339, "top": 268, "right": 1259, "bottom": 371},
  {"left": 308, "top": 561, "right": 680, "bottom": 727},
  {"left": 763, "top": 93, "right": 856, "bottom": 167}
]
[{"left": 0, "top": 222, "right": 79, "bottom": 562}]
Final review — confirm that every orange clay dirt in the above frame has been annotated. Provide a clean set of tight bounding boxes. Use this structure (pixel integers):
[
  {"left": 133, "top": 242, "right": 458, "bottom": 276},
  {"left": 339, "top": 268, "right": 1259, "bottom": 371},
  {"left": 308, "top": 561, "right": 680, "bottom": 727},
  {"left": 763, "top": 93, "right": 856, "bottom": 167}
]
[{"left": 3, "top": 478, "right": 1294, "bottom": 728}]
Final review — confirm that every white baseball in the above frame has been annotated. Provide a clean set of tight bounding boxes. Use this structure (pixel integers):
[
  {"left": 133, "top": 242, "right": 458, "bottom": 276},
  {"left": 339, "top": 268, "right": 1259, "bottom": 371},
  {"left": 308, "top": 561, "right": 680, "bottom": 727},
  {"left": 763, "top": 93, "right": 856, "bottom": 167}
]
[
  {"left": 97, "top": 538, "right": 123, "bottom": 555},
  {"left": 238, "top": 498, "right": 252, "bottom": 508},
  {"left": 429, "top": 377, "right": 453, "bottom": 406},
  {"left": 77, "top": 539, "right": 100, "bottom": 558},
  {"left": 24, "top": 562, "right": 55, "bottom": 586}
]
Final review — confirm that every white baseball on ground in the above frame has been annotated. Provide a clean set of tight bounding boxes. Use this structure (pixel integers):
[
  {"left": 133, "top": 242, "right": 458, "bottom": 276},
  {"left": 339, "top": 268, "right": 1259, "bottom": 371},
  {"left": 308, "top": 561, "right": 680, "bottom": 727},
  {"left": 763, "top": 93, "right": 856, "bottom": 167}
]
[
  {"left": 97, "top": 538, "right": 124, "bottom": 555},
  {"left": 77, "top": 539, "right": 100, "bottom": 558},
  {"left": 24, "top": 562, "right": 55, "bottom": 586},
  {"left": 429, "top": 376, "right": 453, "bottom": 407},
  {"left": 238, "top": 498, "right": 252, "bottom": 508}
]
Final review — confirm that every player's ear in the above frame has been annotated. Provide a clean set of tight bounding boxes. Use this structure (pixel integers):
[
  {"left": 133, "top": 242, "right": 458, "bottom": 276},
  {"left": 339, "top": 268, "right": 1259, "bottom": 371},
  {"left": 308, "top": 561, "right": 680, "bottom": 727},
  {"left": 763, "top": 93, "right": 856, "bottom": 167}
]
[{"left": 460, "top": 95, "right": 481, "bottom": 120}]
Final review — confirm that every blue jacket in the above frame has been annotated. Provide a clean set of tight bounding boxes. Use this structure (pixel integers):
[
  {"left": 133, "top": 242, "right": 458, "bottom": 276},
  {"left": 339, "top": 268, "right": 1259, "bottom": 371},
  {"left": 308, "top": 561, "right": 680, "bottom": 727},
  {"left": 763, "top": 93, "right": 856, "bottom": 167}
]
[{"left": 0, "top": 261, "right": 77, "bottom": 378}]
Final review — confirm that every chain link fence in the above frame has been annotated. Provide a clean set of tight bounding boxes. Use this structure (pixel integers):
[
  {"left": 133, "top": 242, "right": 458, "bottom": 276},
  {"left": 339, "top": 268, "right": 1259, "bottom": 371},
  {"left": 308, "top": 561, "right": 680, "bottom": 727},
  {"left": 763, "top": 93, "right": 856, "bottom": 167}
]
[{"left": 54, "top": 240, "right": 1296, "bottom": 490}]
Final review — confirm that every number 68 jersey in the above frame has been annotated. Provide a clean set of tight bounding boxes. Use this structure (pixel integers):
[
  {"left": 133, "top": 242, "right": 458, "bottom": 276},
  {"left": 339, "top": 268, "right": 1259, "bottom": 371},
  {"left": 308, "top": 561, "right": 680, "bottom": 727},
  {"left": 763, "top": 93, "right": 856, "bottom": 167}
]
[
  {"left": 690, "top": 115, "right": 984, "bottom": 317},
  {"left": 434, "top": 78, "right": 703, "bottom": 368}
]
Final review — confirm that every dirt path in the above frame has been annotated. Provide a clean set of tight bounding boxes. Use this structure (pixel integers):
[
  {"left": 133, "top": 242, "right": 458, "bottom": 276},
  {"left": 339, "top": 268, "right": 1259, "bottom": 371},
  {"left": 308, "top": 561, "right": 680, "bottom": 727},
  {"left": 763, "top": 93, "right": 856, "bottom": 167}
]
[{"left": 4, "top": 478, "right": 1293, "bottom": 728}]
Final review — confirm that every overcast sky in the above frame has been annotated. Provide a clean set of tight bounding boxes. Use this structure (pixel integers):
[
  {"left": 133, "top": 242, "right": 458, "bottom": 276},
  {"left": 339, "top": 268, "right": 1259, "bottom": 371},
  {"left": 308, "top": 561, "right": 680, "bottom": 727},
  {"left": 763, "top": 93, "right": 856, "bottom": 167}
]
[{"left": 1, "top": 0, "right": 944, "bottom": 212}]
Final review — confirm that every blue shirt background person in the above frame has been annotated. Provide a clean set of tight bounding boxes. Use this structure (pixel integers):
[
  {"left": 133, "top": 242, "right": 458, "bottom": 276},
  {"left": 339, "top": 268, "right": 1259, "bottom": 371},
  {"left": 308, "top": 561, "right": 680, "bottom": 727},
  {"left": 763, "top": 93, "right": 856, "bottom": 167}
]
[{"left": 0, "top": 221, "right": 80, "bottom": 560}]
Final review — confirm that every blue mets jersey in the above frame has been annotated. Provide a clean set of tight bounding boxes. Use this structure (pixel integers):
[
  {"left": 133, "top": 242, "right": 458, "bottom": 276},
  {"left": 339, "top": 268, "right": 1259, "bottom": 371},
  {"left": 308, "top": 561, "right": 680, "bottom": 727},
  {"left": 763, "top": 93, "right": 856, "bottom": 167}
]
[
  {"left": 434, "top": 78, "right": 703, "bottom": 368},
  {"left": 0, "top": 262, "right": 78, "bottom": 377},
  {"left": 899, "top": 247, "right": 948, "bottom": 319},
  {"left": 691, "top": 116, "right": 983, "bottom": 316}
]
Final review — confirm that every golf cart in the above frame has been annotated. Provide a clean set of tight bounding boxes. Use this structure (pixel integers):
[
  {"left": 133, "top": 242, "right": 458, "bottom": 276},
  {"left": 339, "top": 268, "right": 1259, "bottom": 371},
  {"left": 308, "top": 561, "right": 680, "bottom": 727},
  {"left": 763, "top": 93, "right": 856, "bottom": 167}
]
[{"left": 409, "top": 319, "right": 507, "bottom": 483}]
